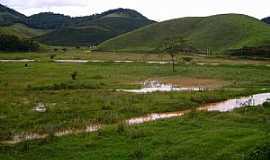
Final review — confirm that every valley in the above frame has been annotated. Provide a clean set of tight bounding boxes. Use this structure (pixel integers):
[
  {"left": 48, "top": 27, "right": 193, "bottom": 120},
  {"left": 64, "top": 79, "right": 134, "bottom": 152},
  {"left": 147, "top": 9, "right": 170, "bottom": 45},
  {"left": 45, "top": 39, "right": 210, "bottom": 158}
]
[{"left": 1, "top": 2, "right": 270, "bottom": 160}]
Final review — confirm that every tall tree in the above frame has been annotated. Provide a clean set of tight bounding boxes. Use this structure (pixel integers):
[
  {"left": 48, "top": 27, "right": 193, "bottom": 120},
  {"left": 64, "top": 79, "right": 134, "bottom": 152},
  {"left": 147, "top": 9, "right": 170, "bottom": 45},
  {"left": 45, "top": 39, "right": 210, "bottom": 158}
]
[{"left": 159, "top": 37, "right": 189, "bottom": 72}]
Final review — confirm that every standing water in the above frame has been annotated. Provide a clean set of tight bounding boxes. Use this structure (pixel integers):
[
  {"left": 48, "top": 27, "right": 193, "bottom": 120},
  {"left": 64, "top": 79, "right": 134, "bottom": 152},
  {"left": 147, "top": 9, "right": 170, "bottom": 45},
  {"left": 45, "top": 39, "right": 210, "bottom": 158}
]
[
  {"left": 127, "top": 92, "right": 270, "bottom": 124},
  {"left": 117, "top": 80, "right": 204, "bottom": 93}
]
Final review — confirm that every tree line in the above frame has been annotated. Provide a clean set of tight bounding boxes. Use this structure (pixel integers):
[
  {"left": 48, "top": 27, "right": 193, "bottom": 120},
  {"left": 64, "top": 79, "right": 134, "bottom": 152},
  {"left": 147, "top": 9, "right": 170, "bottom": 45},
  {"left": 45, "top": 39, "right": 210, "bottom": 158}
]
[{"left": 0, "top": 34, "right": 40, "bottom": 52}]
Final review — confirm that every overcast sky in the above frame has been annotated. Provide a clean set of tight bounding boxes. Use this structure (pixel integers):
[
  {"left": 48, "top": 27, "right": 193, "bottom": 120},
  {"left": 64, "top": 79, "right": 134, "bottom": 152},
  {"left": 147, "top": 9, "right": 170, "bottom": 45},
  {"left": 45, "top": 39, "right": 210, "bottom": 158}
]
[{"left": 1, "top": 0, "right": 269, "bottom": 21}]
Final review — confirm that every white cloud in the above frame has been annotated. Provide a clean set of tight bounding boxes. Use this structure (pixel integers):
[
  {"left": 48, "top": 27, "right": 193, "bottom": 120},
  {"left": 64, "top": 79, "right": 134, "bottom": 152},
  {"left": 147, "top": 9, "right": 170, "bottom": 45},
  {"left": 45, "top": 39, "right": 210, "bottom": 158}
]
[{"left": 1, "top": 0, "right": 269, "bottom": 21}]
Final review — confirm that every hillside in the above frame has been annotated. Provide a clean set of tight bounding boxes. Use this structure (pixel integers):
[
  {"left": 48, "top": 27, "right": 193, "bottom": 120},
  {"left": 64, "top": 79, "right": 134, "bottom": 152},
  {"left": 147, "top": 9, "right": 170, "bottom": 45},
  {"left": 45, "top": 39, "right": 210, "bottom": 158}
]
[
  {"left": 0, "top": 4, "right": 27, "bottom": 26},
  {"left": 97, "top": 14, "right": 270, "bottom": 53},
  {"left": 0, "top": 23, "right": 49, "bottom": 38},
  {"left": 35, "top": 9, "right": 154, "bottom": 46}
]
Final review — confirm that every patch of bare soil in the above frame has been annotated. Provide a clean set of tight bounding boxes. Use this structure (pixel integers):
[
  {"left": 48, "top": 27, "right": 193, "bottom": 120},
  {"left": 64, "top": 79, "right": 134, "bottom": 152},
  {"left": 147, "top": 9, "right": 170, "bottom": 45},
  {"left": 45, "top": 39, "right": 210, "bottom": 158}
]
[{"left": 153, "top": 77, "right": 228, "bottom": 89}]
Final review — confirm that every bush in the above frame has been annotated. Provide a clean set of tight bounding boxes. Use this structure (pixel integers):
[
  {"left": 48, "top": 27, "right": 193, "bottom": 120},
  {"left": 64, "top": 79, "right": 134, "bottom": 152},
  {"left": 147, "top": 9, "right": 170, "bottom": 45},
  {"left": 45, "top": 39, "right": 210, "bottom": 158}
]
[
  {"left": 50, "top": 54, "right": 56, "bottom": 59},
  {"left": 71, "top": 72, "right": 78, "bottom": 80}
]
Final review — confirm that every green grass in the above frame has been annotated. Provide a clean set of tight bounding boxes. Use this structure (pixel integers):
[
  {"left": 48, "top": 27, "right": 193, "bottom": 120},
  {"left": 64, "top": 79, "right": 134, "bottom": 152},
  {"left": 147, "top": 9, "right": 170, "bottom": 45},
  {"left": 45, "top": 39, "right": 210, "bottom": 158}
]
[
  {"left": 1, "top": 103, "right": 270, "bottom": 160},
  {"left": 1, "top": 58, "right": 270, "bottom": 136},
  {"left": 1, "top": 52, "right": 270, "bottom": 159},
  {"left": 97, "top": 14, "right": 270, "bottom": 53}
]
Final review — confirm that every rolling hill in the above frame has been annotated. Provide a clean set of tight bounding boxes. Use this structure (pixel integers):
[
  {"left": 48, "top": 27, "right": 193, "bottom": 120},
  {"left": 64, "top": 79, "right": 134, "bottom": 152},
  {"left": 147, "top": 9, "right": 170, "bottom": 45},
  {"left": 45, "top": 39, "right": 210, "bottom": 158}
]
[
  {"left": 0, "top": 4, "right": 155, "bottom": 46},
  {"left": 97, "top": 14, "right": 270, "bottom": 53},
  {"left": 35, "top": 9, "right": 154, "bottom": 46}
]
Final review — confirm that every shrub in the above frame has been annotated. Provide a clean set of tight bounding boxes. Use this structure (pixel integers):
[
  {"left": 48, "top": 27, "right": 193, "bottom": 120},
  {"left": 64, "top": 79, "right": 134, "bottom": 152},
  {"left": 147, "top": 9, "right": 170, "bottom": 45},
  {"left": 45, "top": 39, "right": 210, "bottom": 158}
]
[
  {"left": 71, "top": 71, "right": 78, "bottom": 80},
  {"left": 50, "top": 54, "right": 56, "bottom": 59}
]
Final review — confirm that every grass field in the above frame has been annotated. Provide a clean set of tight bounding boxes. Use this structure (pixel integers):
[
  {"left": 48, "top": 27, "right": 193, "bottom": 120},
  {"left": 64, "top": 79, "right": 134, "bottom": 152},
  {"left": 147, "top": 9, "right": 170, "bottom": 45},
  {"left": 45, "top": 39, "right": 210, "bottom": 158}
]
[
  {"left": 1, "top": 103, "right": 270, "bottom": 159},
  {"left": 1, "top": 51, "right": 270, "bottom": 159}
]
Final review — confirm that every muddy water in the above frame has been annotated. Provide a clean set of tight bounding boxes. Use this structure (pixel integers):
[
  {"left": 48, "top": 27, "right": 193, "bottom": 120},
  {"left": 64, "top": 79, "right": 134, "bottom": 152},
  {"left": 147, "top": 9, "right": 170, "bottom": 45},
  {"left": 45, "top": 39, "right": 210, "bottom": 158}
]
[
  {"left": 2, "top": 93, "right": 270, "bottom": 144},
  {"left": 203, "top": 93, "right": 270, "bottom": 112},
  {"left": 2, "top": 125, "right": 102, "bottom": 144},
  {"left": 127, "top": 93, "right": 270, "bottom": 124}
]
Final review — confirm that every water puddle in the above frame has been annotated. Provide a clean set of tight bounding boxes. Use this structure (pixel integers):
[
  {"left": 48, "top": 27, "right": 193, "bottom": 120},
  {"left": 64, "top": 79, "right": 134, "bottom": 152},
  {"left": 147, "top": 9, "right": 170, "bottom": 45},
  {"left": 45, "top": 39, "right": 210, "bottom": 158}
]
[
  {"left": 117, "top": 80, "right": 205, "bottom": 93},
  {"left": 201, "top": 93, "right": 270, "bottom": 112},
  {"left": 127, "top": 110, "right": 190, "bottom": 125},
  {"left": 0, "top": 59, "right": 35, "bottom": 62},
  {"left": 2, "top": 92, "right": 270, "bottom": 144},
  {"left": 127, "top": 93, "right": 270, "bottom": 124},
  {"left": 3, "top": 125, "right": 101, "bottom": 144}
]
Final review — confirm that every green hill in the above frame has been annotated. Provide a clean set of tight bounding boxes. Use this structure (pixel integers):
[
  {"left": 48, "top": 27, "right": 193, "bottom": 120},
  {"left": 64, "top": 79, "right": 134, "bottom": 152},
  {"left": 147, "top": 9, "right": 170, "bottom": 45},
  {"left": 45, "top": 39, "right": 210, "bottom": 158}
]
[
  {"left": 97, "top": 14, "right": 270, "bottom": 53},
  {"left": 35, "top": 9, "right": 155, "bottom": 46}
]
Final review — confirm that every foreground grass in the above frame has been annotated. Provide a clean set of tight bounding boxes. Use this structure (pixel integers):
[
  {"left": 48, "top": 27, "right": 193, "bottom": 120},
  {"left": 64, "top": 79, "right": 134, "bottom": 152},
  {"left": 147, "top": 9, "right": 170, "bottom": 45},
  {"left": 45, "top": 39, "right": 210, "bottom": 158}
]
[
  {"left": 1, "top": 60, "right": 270, "bottom": 138},
  {"left": 1, "top": 103, "right": 270, "bottom": 160}
]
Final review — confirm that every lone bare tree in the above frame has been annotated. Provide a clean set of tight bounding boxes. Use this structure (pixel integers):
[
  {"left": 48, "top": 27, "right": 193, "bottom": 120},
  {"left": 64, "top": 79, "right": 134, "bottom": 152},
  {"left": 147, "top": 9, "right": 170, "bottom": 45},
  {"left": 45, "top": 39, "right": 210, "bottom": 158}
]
[{"left": 159, "top": 37, "right": 189, "bottom": 72}]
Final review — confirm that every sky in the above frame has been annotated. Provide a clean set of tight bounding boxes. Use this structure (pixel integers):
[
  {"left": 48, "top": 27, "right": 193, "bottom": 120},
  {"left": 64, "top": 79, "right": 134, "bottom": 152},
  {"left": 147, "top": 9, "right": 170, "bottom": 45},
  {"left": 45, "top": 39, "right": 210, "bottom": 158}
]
[{"left": 1, "top": 0, "right": 269, "bottom": 21}]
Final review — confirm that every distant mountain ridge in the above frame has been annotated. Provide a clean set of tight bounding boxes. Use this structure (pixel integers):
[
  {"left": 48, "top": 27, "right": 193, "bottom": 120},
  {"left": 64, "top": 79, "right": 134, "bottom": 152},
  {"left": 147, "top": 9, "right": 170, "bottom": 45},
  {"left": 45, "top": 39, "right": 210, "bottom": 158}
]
[
  {"left": 0, "top": 4, "right": 155, "bottom": 46},
  {"left": 262, "top": 17, "right": 270, "bottom": 24}
]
